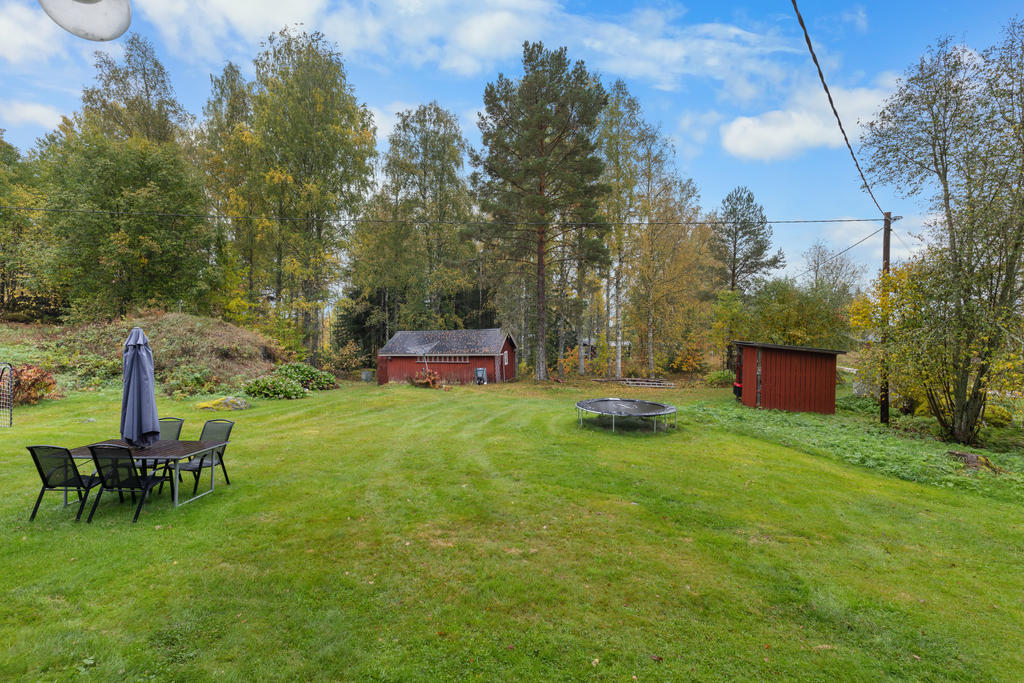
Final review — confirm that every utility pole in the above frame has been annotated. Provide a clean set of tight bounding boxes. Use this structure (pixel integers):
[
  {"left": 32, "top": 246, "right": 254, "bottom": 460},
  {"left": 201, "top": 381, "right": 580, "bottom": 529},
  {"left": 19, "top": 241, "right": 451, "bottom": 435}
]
[{"left": 880, "top": 211, "right": 891, "bottom": 425}]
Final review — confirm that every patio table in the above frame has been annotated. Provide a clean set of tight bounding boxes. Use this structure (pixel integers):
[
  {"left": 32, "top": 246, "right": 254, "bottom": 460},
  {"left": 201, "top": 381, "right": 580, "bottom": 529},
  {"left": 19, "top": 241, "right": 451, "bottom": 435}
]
[{"left": 69, "top": 439, "right": 227, "bottom": 507}]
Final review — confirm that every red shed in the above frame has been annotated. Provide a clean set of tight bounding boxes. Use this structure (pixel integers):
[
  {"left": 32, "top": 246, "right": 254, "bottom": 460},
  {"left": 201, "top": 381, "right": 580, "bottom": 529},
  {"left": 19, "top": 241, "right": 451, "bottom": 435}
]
[
  {"left": 734, "top": 341, "right": 845, "bottom": 415},
  {"left": 377, "top": 329, "right": 517, "bottom": 385}
]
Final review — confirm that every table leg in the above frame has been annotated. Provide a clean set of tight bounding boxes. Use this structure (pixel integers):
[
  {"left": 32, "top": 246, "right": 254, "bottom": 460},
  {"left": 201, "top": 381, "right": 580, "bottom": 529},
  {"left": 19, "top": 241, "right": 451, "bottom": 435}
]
[{"left": 173, "top": 448, "right": 219, "bottom": 506}]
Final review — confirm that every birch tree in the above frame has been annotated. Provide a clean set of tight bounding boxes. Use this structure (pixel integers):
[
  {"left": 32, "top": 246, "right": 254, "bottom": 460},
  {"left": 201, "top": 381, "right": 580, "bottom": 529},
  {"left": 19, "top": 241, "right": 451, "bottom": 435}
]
[{"left": 859, "top": 24, "right": 1024, "bottom": 443}]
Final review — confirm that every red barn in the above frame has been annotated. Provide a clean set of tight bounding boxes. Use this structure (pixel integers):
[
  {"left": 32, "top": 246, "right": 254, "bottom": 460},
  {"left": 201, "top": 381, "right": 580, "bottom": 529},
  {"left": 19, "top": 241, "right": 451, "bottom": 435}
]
[
  {"left": 734, "top": 341, "right": 845, "bottom": 415},
  {"left": 377, "top": 329, "right": 517, "bottom": 385}
]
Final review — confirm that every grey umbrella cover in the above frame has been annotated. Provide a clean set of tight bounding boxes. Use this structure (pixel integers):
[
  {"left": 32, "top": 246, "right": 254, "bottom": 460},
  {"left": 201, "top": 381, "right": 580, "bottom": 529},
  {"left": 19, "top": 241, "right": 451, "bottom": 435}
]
[{"left": 121, "top": 327, "right": 160, "bottom": 448}]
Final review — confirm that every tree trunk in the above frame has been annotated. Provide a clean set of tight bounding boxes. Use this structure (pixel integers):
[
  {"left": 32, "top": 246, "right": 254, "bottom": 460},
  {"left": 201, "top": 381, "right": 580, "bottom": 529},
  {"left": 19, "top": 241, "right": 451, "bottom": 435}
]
[
  {"left": 614, "top": 259, "right": 622, "bottom": 378},
  {"left": 605, "top": 275, "right": 612, "bottom": 377},
  {"left": 647, "top": 307, "right": 655, "bottom": 375},
  {"left": 577, "top": 313, "right": 586, "bottom": 376},
  {"left": 557, "top": 319, "right": 565, "bottom": 379},
  {"left": 535, "top": 225, "right": 548, "bottom": 380},
  {"left": 577, "top": 262, "right": 586, "bottom": 376}
]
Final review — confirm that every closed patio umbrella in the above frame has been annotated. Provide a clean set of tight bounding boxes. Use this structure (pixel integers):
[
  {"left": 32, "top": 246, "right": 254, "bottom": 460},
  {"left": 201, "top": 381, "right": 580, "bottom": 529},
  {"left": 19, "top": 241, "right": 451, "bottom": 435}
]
[{"left": 121, "top": 327, "right": 160, "bottom": 448}]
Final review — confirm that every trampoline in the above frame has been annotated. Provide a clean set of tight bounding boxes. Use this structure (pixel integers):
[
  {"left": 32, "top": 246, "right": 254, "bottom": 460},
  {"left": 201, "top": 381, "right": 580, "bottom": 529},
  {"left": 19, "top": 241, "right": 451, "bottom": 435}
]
[{"left": 575, "top": 398, "right": 677, "bottom": 432}]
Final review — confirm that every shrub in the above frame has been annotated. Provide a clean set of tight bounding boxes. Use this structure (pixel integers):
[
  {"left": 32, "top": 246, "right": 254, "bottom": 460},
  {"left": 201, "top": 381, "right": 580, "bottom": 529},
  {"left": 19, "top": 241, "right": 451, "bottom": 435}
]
[
  {"left": 45, "top": 312, "right": 285, "bottom": 396},
  {"left": 518, "top": 360, "right": 531, "bottom": 380},
  {"left": 274, "top": 362, "right": 336, "bottom": 390},
  {"left": 409, "top": 368, "right": 441, "bottom": 389},
  {"left": 43, "top": 346, "right": 121, "bottom": 384},
  {"left": 13, "top": 364, "right": 57, "bottom": 405},
  {"left": 244, "top": 374, "right": 305, "bottom": 399},
  {"left": 668, "top": 341, "right": 707, "bottom": 374},
  {"left": 914, "top": 400, "right": 952, "bottom": 421},
  {"left": 704, "top": 369, "right": 735, "bottom": 388},
  {"left": 836, "top": 395, "right": 878, "bottom": 415},
  {"left": 623, "top": 361, "right": 651, "bottom": 379},
  {"left": 163, "top": 364, "right": 216, "bottom": 397},
  {"left": 984, "top": 404, "right": 1013, "bottom": 428},
  {"left": 321, "top": 341, "right": 365, "bottom": 376},
  {"left": 557, "top": 346, "right": 579, "bottom": 377}
]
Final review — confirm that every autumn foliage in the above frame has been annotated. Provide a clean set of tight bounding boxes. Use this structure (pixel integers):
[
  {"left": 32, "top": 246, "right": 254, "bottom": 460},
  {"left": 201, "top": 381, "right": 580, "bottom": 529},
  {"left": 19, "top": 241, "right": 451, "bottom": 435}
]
[
  {"left": 12, "top": 364, "right": 57, "bottom": 405},
  {"left": 409, "top": 368, "right": 442, "bottom": 389}
]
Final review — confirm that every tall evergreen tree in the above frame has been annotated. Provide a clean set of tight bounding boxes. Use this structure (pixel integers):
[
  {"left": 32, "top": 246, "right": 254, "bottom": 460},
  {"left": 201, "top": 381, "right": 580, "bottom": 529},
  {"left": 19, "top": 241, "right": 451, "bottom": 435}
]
[
  {"left": 711, "top": 186, "right": 784, "bottom": 292},
  {"left": 471, "top": 42, "right": 608, "bottom": 380}
]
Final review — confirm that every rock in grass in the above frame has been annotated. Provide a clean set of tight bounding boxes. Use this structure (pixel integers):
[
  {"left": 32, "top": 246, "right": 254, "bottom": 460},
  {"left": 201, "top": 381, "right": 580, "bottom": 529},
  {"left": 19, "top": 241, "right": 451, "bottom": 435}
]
[
  {"left": 947, "top": 451, "right": 1008, "bottom": 474},
  {"left": 197, "top": 396, "right": 250, "bottom": 411}
]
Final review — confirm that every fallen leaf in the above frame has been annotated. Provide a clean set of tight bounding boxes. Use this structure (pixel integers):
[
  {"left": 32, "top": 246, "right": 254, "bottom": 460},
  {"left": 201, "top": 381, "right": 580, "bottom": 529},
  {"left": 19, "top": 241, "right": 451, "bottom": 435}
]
[
  {"left": 912, "top": 654, "right": 921, "bottom": 661},
  {"left": 651, "top": 655, "right": 663, "bottom": 662}
]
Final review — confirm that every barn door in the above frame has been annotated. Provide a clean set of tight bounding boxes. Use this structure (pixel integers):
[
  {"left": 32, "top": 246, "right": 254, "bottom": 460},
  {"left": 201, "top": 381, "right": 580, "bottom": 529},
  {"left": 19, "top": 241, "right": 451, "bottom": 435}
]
[{"left": 756, "top": 349, "right": 762, "bottom": 408}]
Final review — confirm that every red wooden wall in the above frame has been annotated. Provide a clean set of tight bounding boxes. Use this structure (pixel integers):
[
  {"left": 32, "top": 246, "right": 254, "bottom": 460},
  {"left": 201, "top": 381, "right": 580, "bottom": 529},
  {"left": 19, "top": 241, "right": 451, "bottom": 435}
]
[
  {"left": 377, "top": 354, "right": 513, "bottom": 385},
  {"left": 740, "top": 345, "right": 837, "bottom": 414},
  {"left": 500, "top": 336, "right": 516, "bottom": 381}
]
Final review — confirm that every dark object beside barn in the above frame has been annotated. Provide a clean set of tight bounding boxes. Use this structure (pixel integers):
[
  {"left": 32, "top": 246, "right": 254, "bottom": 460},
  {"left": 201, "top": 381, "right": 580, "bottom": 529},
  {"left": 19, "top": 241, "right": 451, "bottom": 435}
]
[
  {"left": 377, "top": 329, "right": 516, "bottom": 385},
  {"left": 734, "top": 341, "right": 845, "bottom": 415}
]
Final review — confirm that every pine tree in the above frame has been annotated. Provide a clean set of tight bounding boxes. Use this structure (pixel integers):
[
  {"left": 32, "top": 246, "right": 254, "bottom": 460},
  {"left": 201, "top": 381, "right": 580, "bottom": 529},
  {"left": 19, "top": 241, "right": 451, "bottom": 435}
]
[
  {"left": 471, "top": 42, "right": 608, "bottom": 380},
  {"left": 711, "top": 186, "right": 784, "bottom": 292}
]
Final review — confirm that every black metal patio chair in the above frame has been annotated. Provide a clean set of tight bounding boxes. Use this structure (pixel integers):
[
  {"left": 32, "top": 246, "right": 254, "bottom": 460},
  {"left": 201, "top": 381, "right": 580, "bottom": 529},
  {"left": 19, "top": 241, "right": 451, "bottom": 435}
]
[
  {"left": 87, "top": 444, "right": 167, "bottom": 523},
  {"left": 26, "top": 445, "right": 101, "bottom": 522},
  {"left": 178, "top": 419, "right": 233, "bottom": 495},
  {"left": 158, "top": 417, "right": 184, "bottom": 440},
  {"left": 142, "top": 417, "right": 185, "bottom": 490}
]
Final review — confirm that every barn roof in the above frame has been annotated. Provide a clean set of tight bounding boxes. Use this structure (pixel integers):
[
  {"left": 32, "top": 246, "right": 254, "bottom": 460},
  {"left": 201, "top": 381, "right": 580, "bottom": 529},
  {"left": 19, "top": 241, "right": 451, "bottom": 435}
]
[
  {"left": 379, "top": 329, "right": 515, "bottom": 356},
  {"left": 733, "top": 340, "right": 846, "bottom": 355}
]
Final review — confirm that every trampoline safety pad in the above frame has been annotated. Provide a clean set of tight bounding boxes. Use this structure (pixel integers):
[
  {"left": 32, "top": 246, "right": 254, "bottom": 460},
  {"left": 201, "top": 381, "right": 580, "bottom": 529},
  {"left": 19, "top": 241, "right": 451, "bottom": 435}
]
[{"left": 575, "top": 397, "right": 677, "bottom": 432}]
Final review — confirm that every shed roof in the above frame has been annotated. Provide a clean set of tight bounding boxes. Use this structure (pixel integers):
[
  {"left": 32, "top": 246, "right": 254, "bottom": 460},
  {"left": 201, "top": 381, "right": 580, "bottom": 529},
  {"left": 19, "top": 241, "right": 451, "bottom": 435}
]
[
  {"left": 379, "top": 329, "right": 515, "bottom": 356},
  {"left": 733, "top": 340, "right": 846, "bottom": 356}
]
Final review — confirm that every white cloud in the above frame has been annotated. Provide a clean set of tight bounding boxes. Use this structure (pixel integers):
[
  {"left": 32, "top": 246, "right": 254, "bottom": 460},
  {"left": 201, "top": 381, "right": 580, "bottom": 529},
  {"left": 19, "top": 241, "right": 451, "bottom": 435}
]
[
  {"left": 841, "top": 6, "right": 868, "bottom": 33},
  {"left": 441, "top": 10, "right": 544, "bottom": 75},
  {"left": 367, "top": 99, "right": 418, "bottom": 145},
  {"left": 0, "top": 1, "right": 66, "bottom": 64},
  {"left": 133, "top": 0, "right": 797, "bottom": 100},
  {"left": 719, "top": 81, "right": 890, "bottom": 161},
  {"left": 134, "top": 0, "right": 329, "bottom": 61},
  {"left": 575, "top": 13, "right": 796, "bottom": 98},
  {"left": 0, "top": 99, "right": 63, "bottom": 129},
  {"left": 676, "top": 109, "right": 722, "bottom": 158}
]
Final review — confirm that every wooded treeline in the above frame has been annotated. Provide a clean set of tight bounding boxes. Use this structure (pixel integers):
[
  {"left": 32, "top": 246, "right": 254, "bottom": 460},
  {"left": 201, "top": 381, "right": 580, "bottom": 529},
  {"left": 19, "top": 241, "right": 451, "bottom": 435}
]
[{"left": 0, "top": 29, "right": 861, "bottom": 378}]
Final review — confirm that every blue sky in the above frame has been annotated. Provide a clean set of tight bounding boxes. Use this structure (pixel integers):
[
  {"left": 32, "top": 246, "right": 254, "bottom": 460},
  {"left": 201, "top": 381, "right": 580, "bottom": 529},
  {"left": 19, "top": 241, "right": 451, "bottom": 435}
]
[{"left": 1, "top": 0, "right": 1021, "bottom": 279}]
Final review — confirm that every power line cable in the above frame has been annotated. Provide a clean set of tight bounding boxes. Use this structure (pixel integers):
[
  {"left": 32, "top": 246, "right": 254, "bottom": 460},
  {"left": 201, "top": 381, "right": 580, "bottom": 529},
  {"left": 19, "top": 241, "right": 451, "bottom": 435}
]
[
  {"left": 0, "top": 204, "right": 885, "bottom": 228},
  {"left": 892, "top": 229, "right": 914, "bottom": 254},
  {"left": 794, "top": 226, "right": 884, "bottom": 281},
  {"left": 791, "top": 0, "right": 885, "bottom": 217}
]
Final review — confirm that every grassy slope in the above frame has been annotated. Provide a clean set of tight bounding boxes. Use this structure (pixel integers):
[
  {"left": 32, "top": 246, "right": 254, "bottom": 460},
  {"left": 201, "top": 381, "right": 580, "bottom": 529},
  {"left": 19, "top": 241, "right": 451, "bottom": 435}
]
[{"left": 1, "top": 383, "right": 1023, "bottom": 681}]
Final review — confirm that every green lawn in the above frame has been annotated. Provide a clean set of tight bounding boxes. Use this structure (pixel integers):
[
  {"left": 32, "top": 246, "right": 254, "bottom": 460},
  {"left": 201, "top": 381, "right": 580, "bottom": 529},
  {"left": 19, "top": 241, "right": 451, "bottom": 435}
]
[{"left": 2, "top": 382, "right": 1024, "bottom": 680}]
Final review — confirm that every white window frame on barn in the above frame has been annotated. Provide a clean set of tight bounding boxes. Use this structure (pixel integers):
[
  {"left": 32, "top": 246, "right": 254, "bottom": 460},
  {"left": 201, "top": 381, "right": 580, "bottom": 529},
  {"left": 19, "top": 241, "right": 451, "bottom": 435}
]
[
  {"left": 503, "top": 350, "right": 508, "bottom": 365},
  {"left": 417, "top": 355, "right": 470, "bottom": 363}
]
